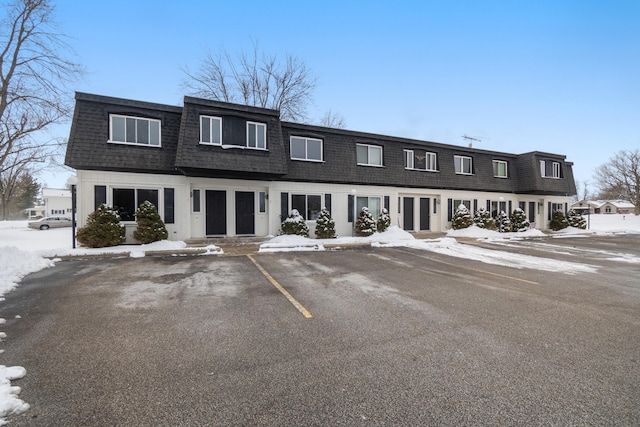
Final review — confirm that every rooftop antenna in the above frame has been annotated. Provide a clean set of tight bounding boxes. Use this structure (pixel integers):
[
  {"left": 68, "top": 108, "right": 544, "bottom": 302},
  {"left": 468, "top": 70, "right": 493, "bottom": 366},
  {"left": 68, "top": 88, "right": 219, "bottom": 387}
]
[{"left": 462, "top": 134, "right": 482, "bottom": 148}]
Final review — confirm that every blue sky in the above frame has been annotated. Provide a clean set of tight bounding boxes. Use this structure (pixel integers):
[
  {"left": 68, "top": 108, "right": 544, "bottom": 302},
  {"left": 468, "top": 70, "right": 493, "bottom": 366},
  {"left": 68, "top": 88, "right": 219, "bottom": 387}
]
[{"left": 44, "top": 0, "right": 639, "bottom": 193}]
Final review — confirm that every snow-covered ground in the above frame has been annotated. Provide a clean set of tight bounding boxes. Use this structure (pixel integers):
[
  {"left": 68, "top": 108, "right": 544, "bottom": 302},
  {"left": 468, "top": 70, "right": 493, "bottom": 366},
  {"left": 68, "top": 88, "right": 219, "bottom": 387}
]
[{"left": 0, "top": 213, "right": 639, "bottom": 423}]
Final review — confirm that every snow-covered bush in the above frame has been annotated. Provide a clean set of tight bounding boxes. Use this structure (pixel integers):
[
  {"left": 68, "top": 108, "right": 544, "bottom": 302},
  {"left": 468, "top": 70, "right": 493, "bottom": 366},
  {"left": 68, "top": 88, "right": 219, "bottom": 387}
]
[
  {"left": 355, "top": 207, "right": 376, "bottom": 236},
  {"left": 280, "top": 209, "right": 309, "bottom": 237},
  {"left": 133, "top": 200, "right": 168, "bottom": 244},
  {"left": 566, "top": 209, "right": 587, "bottom": 229},
  {"left": 76, "top": 204, "right": 126, "bottom": 248},
  {"left": 550, "top": 210, "right": 570, "bottom": 231},
  {"left": 377, "top": 208, "right": 391, "bottom": 233},
  {"left": 452, "top": 204, "right": 473, "bottom": 230},
  {"left": 314, "top": 207, "right": 336, "bottom": 238},
  {"left": 496, "top": 210, "right": 511, "bottom": 232},
  {"left": 473, "top": 207, "right": 496, "bottom": 230},
  {"left": 510, "top": 208, "right": 530, "bottom": 232}
]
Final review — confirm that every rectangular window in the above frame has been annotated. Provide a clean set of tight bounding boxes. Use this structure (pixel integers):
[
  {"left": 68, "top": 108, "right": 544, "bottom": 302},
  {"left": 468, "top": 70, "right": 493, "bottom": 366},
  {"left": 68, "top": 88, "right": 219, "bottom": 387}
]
[
  {"left": 109, "top": 114, "right": 161, "bottom": 146},
  {"left": 200, "top": 116, "right": 222, "bottom": 145},
  {"left": 541, "top": 160, "right": 562, "bottom": 178},
  {"left": 290, "top": 136, "right": 323, "bottom": 161},
  {"left": 291, "top": 194, "right": 322, "bottom": 220},
  {"left": 94, "top": 185, "right": 107, "bottom": 210},
  {"left": 454, "top": 155, "right": 473, "bottom": 175},
  {"left": 113, "top": 188, "right": 160, "bottom": 222},
  {"left": 247, "top": 121, "right": 266, "bottom": 149},
  {"left": 357, "top": 143, "right": 383, "bottom": 166},
  {"left": 493, "top": 160, "right": 508, "bottom": 178},
  {"left": 164, "top": 188, "right": 175, "bottom": 224},
  {"left": 405, "top": 150, "right": 438, "bottom": 171},
  {"left": 425, "top": 152, "right": 437, "bottom": 171},
  {"left": 192, "top": 189, "right": 201, "bottom": 213},
  {"left": 404, "top": 150, "right": 414, "bottom": 169},
  {"left": 356, "top": 196, "right": 382, "bottom": 220},
  {"left": 259, "top": 191, "right": 267, "bottom": 213}
]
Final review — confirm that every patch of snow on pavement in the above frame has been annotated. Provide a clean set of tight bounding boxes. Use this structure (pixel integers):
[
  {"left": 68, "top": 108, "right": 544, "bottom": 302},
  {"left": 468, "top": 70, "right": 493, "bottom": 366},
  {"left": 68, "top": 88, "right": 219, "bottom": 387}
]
[
  {"left": 0, "top": 365, "right": 30, "bottom": 424},
  {"left": 374, "top": 237, "right": 598, "bottom": 275}
]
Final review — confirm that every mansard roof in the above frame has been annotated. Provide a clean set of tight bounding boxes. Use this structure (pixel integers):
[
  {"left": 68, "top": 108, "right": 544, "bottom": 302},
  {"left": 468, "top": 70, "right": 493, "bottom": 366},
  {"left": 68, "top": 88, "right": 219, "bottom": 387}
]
[{"left": 65, "top": 92, "right": 577, "bottom": 196}]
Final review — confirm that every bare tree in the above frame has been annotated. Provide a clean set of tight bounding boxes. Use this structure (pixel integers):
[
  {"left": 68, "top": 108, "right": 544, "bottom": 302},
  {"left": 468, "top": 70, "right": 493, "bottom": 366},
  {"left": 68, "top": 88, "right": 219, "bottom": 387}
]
[
  {"left": 318, "top": 109, "right": 347, "bottom": 129},
  {"left": 0, "top": 155, "right": 40, "bottom": 219},
  {"left": 0, "top": 0, "right": 83, "bottom": 174},
  {"left": 593, "top": 149, "right": 640, "bottom": 214},
  {"left": 182, "top": 41, "right": 316, "bottom": 122}
]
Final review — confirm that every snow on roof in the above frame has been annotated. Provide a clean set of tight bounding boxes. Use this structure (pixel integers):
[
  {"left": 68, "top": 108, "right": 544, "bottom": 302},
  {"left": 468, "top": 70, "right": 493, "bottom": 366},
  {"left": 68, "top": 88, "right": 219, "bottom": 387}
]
[
  {"left": 575, "top": 200, "right": 635, "bottom": 209},
  {"left": 42, "top": 188, "right": 71, "bottom": 198}
]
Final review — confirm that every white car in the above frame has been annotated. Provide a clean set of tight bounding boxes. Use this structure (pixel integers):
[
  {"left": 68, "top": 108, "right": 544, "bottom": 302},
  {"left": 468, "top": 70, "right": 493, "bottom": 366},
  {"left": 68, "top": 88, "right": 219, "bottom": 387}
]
[{"left": 28, "top": 216, "right": 73, "bottom": 230}]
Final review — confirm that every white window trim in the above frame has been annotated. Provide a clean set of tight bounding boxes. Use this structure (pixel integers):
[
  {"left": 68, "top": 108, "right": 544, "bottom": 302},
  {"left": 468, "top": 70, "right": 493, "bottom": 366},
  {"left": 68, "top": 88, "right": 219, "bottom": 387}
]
[
  {"left": 404, "top": 150, "right": 414, "bottom": 169},
  {"left": 247, "top": 121, "right": 267, "bottom": 150},
  {"left": 290, "top": 136, "right": 324, "bottom": 162},
  {"left": 199, "top": 115, "right": 222, "bottom": 145},
  {"left": 541, "top": 160, "right": 562, "bottom": 179},
  {"left": 454, "top": 155, "right": 473, "bottom": 175},
  {"left": 493, "top": 160, "right": 508, "bottom": 178},
  {"left": 405, "top": 150, "right": 438, "bottom": 172},
  {"left": 425, "top": 152, "right": 438, "bottom": 171},
  {"left": 357, "top": 143, "right": 384, "bottom": 167},
  {"left": 108, "top": 114, "right": 162, "bottom": 147}
]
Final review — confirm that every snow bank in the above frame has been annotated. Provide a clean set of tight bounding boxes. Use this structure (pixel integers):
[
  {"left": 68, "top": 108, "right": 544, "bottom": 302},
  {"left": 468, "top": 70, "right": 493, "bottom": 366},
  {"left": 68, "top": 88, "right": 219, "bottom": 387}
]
[
  {"left": 374, "top": 237, "right": 598, "bottom": 275},
  {"left": 0, "top": 247, "right": 55, "bottom": 297},
  {"left": 259, "top": 226, "right": 414, "bottom": 252},
  {"left": 0, "top": 366, "right": 29, "bottom": 424},
  {"left": 446, "top": 224, "right": 546, "bottom": 239}
]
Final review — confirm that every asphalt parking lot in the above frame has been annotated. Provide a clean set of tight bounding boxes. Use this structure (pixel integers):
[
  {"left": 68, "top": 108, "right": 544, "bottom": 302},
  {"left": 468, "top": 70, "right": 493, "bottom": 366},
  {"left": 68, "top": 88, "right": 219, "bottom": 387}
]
[{"left": 2, "top": 234, "right": 640, "bottom": 425}]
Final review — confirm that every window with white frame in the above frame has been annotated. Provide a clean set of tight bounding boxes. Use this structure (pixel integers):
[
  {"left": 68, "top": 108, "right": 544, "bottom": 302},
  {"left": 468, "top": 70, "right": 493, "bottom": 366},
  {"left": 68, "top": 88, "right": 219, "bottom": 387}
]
[
  {"left": 109, "top": 114, "right": 161, "bottom": 146},
  {"left": 112, "top": 188, "right": 159, "bottom": 221},
  {"left": 259, "top": 191, "right": 267, "bottom": 213},
  {"left": 200, "top": 115, "right": 222, "bottom": 145},
  {"left": 405, "top": 149, "right": 437, "bottom": 171},
  {"left": 247, "top": 121, "right": 266, "bottom": 149},
  {"left": 540, "top": 160, "right": 562, "bottom": 178},
  {"left": 357, "top": 143, "right": 383, "bottom": 166},
  {"left": 404, "top": 150, "right": 414, "bottom": 169},
  {"left": 454, "top": 155, "right": 473, "bottom": 175},
  {"left": 493, "top": 160, "right": 508, "bottom": 178},
  {"left": 357, "top": 196, "right": 382, "bottom": 220},
  {"left": 292, "top": 194, "right": 322, "bottom": 220},
  {"left": 290, "top": 136, "right": 323, "bottom": 161}
]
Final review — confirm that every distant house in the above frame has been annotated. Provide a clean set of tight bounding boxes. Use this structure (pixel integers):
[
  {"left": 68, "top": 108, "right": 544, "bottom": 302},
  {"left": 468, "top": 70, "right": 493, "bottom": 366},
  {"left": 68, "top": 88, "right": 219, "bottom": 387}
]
[
  {"left": 571, "top": 200, "right": 635, "bottom": 215},
  {"left": 42, "top": 188, "right": 72, "bottom": 217},
  {"left": 25, "top": 205, "right": 45, "bottom": 219},
  {"left": 64, "top": 92, "right": 578, "bottom": 241}
]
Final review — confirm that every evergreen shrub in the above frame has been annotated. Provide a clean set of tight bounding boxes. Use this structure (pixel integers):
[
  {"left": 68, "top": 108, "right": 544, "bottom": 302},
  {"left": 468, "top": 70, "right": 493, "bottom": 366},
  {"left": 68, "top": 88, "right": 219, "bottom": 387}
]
[
  {"left": 566, "top": 209, "right": 586, "bottom": 229},
  {"left": 550, "top": 210, "right": 570, "bottom": 231},
  {"left": 315, "top": 207, "right": 336, "bottom": 238},
  {"left": 510, "top": 208, "right": 530, "bottom": 232},
  {"left": 452, "top": 204, "right": 474, "bottom": 230},
  {"left": 133, "top": 200, "right": 168, "bottom": 243},
  {"left": 473, "top": 207, "right": 496, "bottom": 230},
  {"left": 76, "top": 204, "right": 126, "bottom": 248},
  {"left": 355, "top": 207, "right": 376, "bottom": 236},
  {"left": 377, "top": 208, "right": 391, "bottom": 233},
  {"left": 496, "top": 211, "right": 511, "bottom": 232},
  {"left": 281, "top": 209, "right": 310, "bottom": 237}
]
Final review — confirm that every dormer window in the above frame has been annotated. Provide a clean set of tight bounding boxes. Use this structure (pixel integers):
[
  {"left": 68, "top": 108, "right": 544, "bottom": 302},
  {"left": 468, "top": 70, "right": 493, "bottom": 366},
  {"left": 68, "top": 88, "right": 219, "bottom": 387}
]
[
  {"left": 200, "top": 116, "right": 222, "bottom": 145},
  {"left": 247, "top": 121, "right": 266, "bottom": 149},
  {"left": 454, "top": 155, "right": 473, "bottom": 175},
  {"left": 109, "top": 114, "right": 161, "bottom": 146}
]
